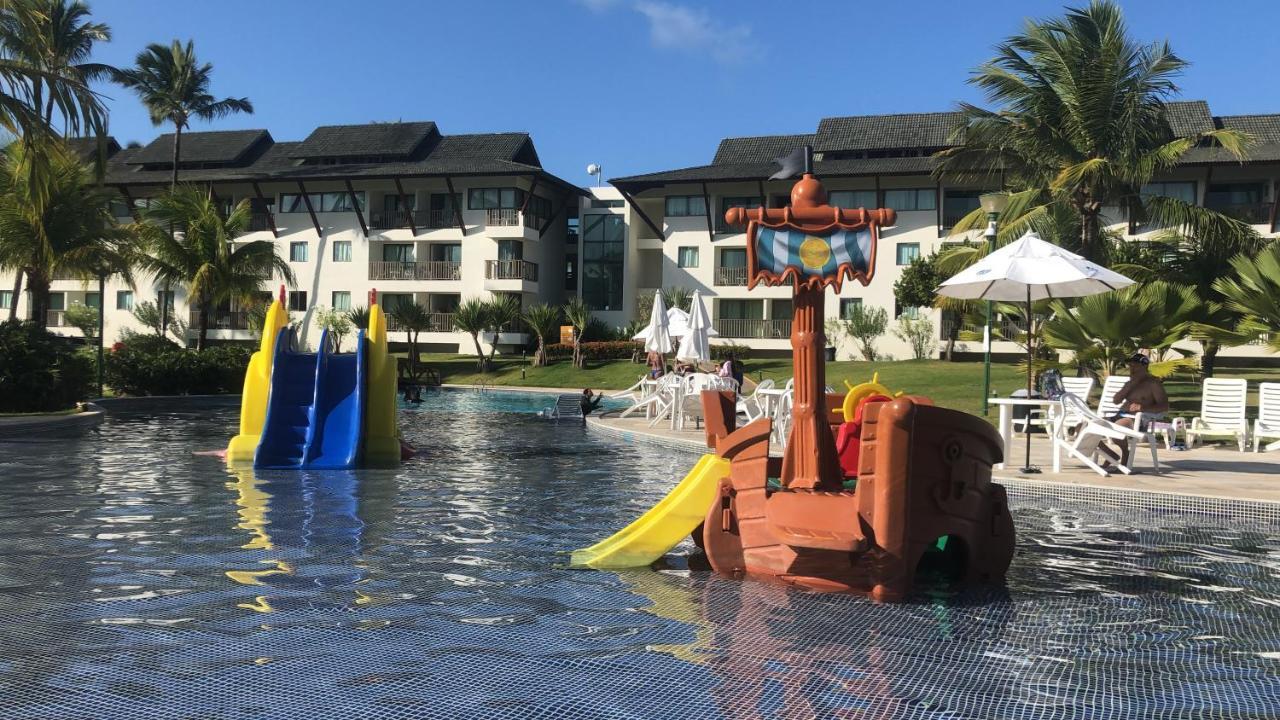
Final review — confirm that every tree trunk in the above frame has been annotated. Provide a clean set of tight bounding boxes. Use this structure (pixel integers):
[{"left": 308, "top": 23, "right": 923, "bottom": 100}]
[
  {"left": 160, "top": 281, "right": 171, "bottom": 341},
  {"left": 535, "top": 336, "right": 547, "bottom": 367},
  {"left": 197, "top": 297, "right": 210, "bottom": 351},
  {"left": 1201, "top": 340, "right": 1219, "bottom": 379},
  {"left": 470, "top": 332, "right": 485, "bottom": 371},
  {"left": 409, "top": 332, "right": 419, "bottom": 380},
  {"left": 171, "top": 125, "right": 182, "bottom": 188},
  {"left": 1080, "top": 209, "right": 1103, "bottom": 262},
  {"left": 8, "top": 268, "right": 23, "bottom": 321},
  {"left": 945, "top": 326, "right": 958, "bottom": 362},
  {"left": 27, "top": 272, "right": 50, "bottom": 328},
  {"left": 573, "top": 333, "right": 584, "bottom": 369}
]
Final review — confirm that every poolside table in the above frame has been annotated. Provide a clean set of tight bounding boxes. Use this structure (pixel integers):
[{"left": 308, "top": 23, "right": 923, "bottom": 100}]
[{"left": 990, "top": 397, "right": 1062, "bottom": 471}]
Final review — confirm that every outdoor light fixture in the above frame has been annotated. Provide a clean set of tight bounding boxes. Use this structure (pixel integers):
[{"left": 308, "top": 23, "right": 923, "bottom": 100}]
[
  {"left": 978, "top": 191, "right": 1008, "bottom": 416},
  {"left": 586, "top": 163, "right": 602, "bottom": 187},
  {"left": 979, "top": 191, "right": 1009, "bottom": 215}
]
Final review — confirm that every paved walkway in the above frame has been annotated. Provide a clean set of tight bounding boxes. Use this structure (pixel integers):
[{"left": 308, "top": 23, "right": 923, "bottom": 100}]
[{"left": 588, "top": 411, "right": 1280, "bottom": 504}]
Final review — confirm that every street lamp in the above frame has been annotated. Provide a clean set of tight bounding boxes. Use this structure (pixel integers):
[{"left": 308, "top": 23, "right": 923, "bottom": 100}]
[{"left": 978, "top": 191, "right": 1008, "bottom": 416}]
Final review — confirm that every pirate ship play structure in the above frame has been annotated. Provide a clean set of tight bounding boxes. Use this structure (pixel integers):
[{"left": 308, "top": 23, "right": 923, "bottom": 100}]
[{"left": 573, "top": 154, "right": 1015, "bottom": 601}]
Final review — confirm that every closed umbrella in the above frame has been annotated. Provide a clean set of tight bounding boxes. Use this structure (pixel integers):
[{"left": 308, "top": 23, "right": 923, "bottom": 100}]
[
  {"left": 676, "top": 290, "right": 712, "bottom": 364},
  {"left": 634, "top": 289, "right": 672, "bottom": 356},
  {"left": 937, "top": 231, "right": 1135, "bottom": 472}
]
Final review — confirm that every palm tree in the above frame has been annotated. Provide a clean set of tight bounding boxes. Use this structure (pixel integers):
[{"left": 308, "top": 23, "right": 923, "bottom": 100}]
[
  {"left": 135, "top": 185, "right": 293, "bottom": 350},
  {"left": 346, "top": 305, "right": 369, "bottom": 331},
  {"left": 114, "top": 40, "right": 253, "bottom": 188},
  {"left": 484, "top": 295, "right": 521, "bottom": 365},
  {"left": 452, "top": 297, "right": 490, "bottom": 370},
  {"left": 1211, "top": 243, "right": 1280, "bottom": 353},
  {"left": 936, "top": 0, "right": 1251, "bottom": 262},
  {"left": 562, "top": 296, "right": 591, "bottom": 369},
  {"left": 390, "top": 301, "right": 431, "bottom": 380},
  {"left": 0, "top": 140, "right": 133, "bottom": 324},
  {"left": 522, "top": 302, "right": 561, "bottom": 367}
]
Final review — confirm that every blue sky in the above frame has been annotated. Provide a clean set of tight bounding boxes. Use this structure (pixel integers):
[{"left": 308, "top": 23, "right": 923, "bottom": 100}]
[{"left": 89, "top": 0, "right": 1280, "bottom": 184}]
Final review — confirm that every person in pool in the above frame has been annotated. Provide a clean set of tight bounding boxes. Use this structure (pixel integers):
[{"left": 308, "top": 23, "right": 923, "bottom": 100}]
[
  {"left": 580, "top": 388, "right": 604, "bottom": 417},
  {"left": 1100, "top": 353, "right": 1168, "bottom": 468}
]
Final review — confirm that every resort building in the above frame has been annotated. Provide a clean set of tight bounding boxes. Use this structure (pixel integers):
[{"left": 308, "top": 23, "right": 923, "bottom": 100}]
[
  {"left": 606, "top": 100, "right": 1280, "bottom": 360},
  {"left": 3, "top": 122, "right": 581, "bottom": 350}
]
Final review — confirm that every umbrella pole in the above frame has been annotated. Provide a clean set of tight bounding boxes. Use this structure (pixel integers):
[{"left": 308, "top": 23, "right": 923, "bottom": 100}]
[{"left": 1022, "top": 286, "right": 1039, "bottom": 473}]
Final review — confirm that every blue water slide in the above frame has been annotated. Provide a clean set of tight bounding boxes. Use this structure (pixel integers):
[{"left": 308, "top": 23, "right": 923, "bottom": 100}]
[
  {"left": 255, "top": 327, "right": 319, "bottom": 468},
  {"left": 303, "top": 329, "right": 367, "bottom": 469}
]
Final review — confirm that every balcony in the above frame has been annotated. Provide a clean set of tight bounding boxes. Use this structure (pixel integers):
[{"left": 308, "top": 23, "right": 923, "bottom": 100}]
[
  {"left": 424, "top": 210, "right": 455, "bottom": 229},
  {"left": 189, "top": 310, "right": 251, "bottom": 331},
  {"left": 485, "top": 259, "right": 538, "bottom": 282},
  {"left": 1206, "top": 202, "right": 1272, "bottom": 225},
  {"left": 716, "top": 318, "right": 792, "bottom": 339},
  {"left": 370, "top": 211, "right": 410, "bottom": 231},
  {"left": 714, "top": 266, "right": 749, "bottom": 286},
  {"left": 246, "top": 212, "right": 274, "bottom": 233},
  {"left": 45, "top": 309, "right": 65, "bottom": 327},
  {"left": 385, "top": 312, "right": 455, "bottom": 333},
  {"left": 368, "top": 260, "right": 461, "bottom": 282}
]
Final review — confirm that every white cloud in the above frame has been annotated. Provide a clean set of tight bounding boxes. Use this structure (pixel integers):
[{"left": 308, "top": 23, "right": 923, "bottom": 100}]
[{"left": 616, "top": 1, "right": 753, "bottom": 65}]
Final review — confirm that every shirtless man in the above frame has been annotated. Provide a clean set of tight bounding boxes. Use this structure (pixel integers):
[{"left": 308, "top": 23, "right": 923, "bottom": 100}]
[{"left": 1102, "top": 353, "right": 1169, "bottom": 467}]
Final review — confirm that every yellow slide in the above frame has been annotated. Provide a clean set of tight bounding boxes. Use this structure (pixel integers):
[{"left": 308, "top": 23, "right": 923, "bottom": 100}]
[
  {"left": 570, "top": 455, "right": 730, "bottom": 569},
  {"left": 362, "top": 297, "right": 400, "bottom": 467},
  {"left": 226, "top": 289, "right": 290, "bottom": 463}
]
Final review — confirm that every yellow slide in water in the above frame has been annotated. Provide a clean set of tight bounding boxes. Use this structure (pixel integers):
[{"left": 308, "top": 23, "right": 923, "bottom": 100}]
[
  {"left": 226, "top": 288, "right": 290, "bottom": 464},
  {"left": 362, "top": 295, "right": 401, "bottom": 467},
  {"left": 570, "top": 454, "right": 730, "bottom": 569}
]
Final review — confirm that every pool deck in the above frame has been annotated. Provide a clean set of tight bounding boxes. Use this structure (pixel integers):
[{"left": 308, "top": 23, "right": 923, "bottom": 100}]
[
  {"left": 587, "top": 411, "right": 1280, "bottom": 504},
  {"left": 0, "top": 403, "right": 104, "bottom": 438}
]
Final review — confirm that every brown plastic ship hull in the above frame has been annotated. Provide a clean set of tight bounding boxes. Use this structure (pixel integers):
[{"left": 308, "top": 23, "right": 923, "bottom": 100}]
[{"left": 700, "top": 393, "right": 1015, "bottom": 602}]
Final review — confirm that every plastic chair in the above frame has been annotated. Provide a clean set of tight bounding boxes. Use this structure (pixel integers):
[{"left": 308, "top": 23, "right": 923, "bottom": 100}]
[
  {"left": 736, "top": 378, "right": 774, "bottom": 423},
  {"left": 1254, "top": 382, "right": 1280, "bottom": 452},
  {"left": 1186, "top": 378, "right": 1249, "bottom": 452},
  {"left": 1052, "top": 394, "right": 1159, "bottom": 476}
]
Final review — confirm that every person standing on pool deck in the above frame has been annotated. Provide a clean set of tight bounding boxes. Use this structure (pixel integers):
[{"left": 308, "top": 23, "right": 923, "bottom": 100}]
[{"left": 1101, "top": 353, "right": 1169, "bottom": 468}]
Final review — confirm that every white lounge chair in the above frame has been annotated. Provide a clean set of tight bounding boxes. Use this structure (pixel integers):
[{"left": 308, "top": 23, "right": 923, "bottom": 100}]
[
  {"left": 1096, "top": 375, "right": 1128, "bottom": 418},
  {"left": 673, "top": 373, "right": 736, "bottom": 430},
  {"left": 613, "top": 375, "right": 652, "bottom": 404},
  {"left": 736, "top": 378, "right": 774, "bottom": 423},
  {"left": 618, "top": 374, "right": 679, "bottom": 423},
  {"left": 1017, "top": 376, "right": 1095, "bottom": 435},
  {"left": 1052, "top": 394, "right": 1159, "bottom": 476},
  {"left": 1186, "top": 378, "right": 1249, "bottom": 452},
  {"left": 1254, "top": 382, "right": 1280, "bottom": 453}
]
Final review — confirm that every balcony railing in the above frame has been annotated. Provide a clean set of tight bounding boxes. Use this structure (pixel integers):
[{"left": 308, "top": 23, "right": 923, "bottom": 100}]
[
  {"left": 716, "top": 318, "right": 791, "bottom": 339},
  {"left": 485, "top": 259, "right": 538, "bottom": 281},
  {"left": 939, "top": 317, "right": 1030, "bottom": 341},
  {"left": 714, "top": 266, "right": 749, "bottom": 286},
  {"left": 425, "top": 210, "right": 455, "bottom": 229},
  {"left": 368, "top": 260, "right": 462, "bottom": 281},
  {"left": 385, "top": 312, "right": 455, "bottom": 333},
  {"left": 45, "top": 309, "right": 65, "bottom": 327},
  {"left": 189, "top": 310, "right": 251, "bottom": 330},
  {"left": 370, "top": 211, "right": 412, "bottom": 231},
  {"left": 246, "top": 212, "right": 274, "bottom": 232},
  {"left": 1205, "top": 202, "right": 1272, "bottom": 225},
  {"left": 486, "top": 208, "right": 520, "bottom": 226}
]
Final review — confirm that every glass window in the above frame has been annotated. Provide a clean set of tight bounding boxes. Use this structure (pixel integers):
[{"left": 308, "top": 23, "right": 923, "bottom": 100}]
[
  {"left": 288, "top": 291, "right": 308, "bottom": 312},
  {"left": 109, "top": 199, "right": 132, "bottom": 218},
  {"left": 382, "top": 243, "right": 415, "bottom": 263},
  {"left": 1142, "top": 181, "right": 1196, "bottom": 204},
  {"left": 720, "top": 196, "right": 762, "bottom": 213},
  {"left": 883, "top": 188, "right": 936, "bottom": 211},
  {"left": 430, "top": 244, "right": 462, "bottom": 262},
  {"left": 467, "top": 188, "right": 526, "bottom": 210},
  {"left": 590, "top": 198, "right": 624, "bottom": 208},
  {"left": 720, "top": 248, "right": 747, "bottom": 268},
  {"left": 664, "top": 195, "right": 706, "bottom": 217},
  {"left": 840, "top": 298, "right": 863, "bottom": 319},
  {"left": 582, "top": 214, "right": 625, "bottom": 310},
  {"left": 717, "top": 299, "right": 763, "bottom": 320},
  {"left": 84, "top": 292, "right": 101, "bottom": 309},
  {"left": 320, "top": 191, "right": 365, "bottom": 213},
  {"left": 498, "top": 239, "right": 523, "bottom": 261},
  {"left": 1205, "top": 182, "right": 1264, "bottom": 206},
  {"left": 0, "top": 290, "right": 11, "bottom": 309},
  {"left": 896, "top": 243, "right": 921, "bottom": 266},
  {"left": 331, "top": 291, "right": 351, "bottom": 311},
  {"left": 116, "top": 290, "right": 133, "bottom": 310},
  {"left": 48, "top": 292, "right": 65, "bottom": 311},
  {"left": 677, "top": 247, "right": 699, "bottom": 268},
  {"left": 829, "top": 190, "right": 877, "bottom": 209},
  {"left": 290, "top": 242, "right": 308, "bottom": 262},
  {"left": 895, "top": 301, "right": 920, "bottom": 319},
  {"left": 279, "top": 193, "right": 321, "bottom": 213},
  {"left": 430, "top": 193, "right": 461, "bottom": 212},
  {"left": 943, "top": 189, "right": 982, "bottom": 226},
  {"left": 332, "top": 240, "right": 352, "bottom": 262}
]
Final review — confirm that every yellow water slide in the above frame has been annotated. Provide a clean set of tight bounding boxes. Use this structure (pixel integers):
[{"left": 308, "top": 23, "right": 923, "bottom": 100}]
[
  {"left": 363, "top": 296, "right": 400, "bottom": 466},
  {"left": 226, "top": 289, "right": 290, "bottom": 463},
  {"left": 570, "top": 454, "right": 730, "bottom": 569}
]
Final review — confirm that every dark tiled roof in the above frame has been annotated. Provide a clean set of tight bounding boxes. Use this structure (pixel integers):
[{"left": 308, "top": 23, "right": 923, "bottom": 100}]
[
  {"left": 1165, "top": 100, "right": 1214, "bottom": 137},
  {"left": 712, "top": 134, "right": 816, "bottom": 164},
  {"left": 612, "top": 156, "right": 936, "bottom": 189},
  {"left": 127, "top": 129, "right": 271, "bottom": 165},
  {"left": 1219, "top": 114, "right": 1280, "bottom": 144},
  {"left": 64, "top": 135, "right": 120, "bottom": 160},
  {"left": 814, "top": 112, "right": 962, "bottom": 152},
  {"left": 290, "top": 121, "right": 438, "bottom": 159},
  {"left": 429, "top": 133, "right": 530, "bottom": 161}
]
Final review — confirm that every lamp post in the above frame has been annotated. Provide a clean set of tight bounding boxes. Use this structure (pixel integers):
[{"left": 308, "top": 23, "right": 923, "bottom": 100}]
[{"left": 978, "top": 192, "right": 1008, "bottom": 416}]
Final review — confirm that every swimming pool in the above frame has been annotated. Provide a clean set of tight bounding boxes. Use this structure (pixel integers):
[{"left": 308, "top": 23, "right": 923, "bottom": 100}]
[{"left": 0, "top": 389, "right": 1276, "bottom": 718}]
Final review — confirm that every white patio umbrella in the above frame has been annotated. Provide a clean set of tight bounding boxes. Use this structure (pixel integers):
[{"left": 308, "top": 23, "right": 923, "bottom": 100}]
[
  {"left": 635, "top": 290, "right": 673, "bottom": 355},
  {"left": 937, "top": 231, "right": 1135, "bottom": 472},
  {"left": 632, "top": 305, "right": 720, "bottom": 341},
  {"left": 676, "top": 290, "right": 713, "bottom": 364}
]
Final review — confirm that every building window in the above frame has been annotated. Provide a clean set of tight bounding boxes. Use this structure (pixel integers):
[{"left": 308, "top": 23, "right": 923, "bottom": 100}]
[
  {"left": 382, "top": 243, "right": 415, "bottom": 263},
  {"left": 332, "top": 240, "right": 352, "bottom": 262},
  {"left": 829, "top": 190, "right": 877, "bottom": 209},
  {"left": 430, "top": 243, "right": 461, "bottom": 262},
  {"left": 664, "top": 195, "right": 706, "bottom": 218},
  {"left": 840, "top": 298, "right": 863, "bottom": 319},
  {"left": 883, "top": 188, "right": 936, "bottom": 211},
  {"left": 84, "top": 292, "right": 101, "bottom": 309},
  {"left": 0, "top": 290, "right": 11, "bottom": 309},
  {"left": 116, "top": 291, "right": 133, "bottom": 311},
  {"left": 331, "top": 291, "right": 351, "bottom": 311},
  {"left": 717, "top": 299, "right": 763, "bottom": 320},
  {"left": 896, "top": 243, "right": 920, "bottom": 266},
  {"left": 720, "top": 248, "right": 747, "bottom": 268},
  {"left": 677, "top": 247, "right": 699, "bottom": 268},
  {"left": 1142, "top": 181, "right": 1196, "bottom": 204},
  {"left": 288, "top": 291, "right": 308, "bottom": 312},
  {"left": 467, "top": 187, "right": 524, "bottom": 210},
  {"left": 48, "top": 292, "right": 65, "bottom": 311},
  {"left": 590, "top": 198, "right": 624, "bottom": 209},
  {"left": 430, "top": 193, "right": 461, "bottom": 213},
  {"left": 1205, "top": 182, "right": 1267, "bottom": 222},
  {"left": 290, "top": 242, "right": 308, "bottom": 262},
  {"left": 895, "top": 301, "right": 920, "bottom": 319},
  {"left": 279, "top": 192, "right": 365, "bottom": 213},
  {"left": 943, "top": 189, "right": 982, "bottom": 228},
  {"left": 582, "top": 214, "right": 625, "bottom": 310}
]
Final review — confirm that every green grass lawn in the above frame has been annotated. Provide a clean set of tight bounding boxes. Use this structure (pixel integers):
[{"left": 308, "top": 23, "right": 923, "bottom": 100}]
[{"left": 408, "top": 352, "right": 1280, "bottom": 420}]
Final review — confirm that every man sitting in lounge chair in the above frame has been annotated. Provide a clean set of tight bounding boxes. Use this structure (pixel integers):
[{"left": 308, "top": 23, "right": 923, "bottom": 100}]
[{"left": 1101, "top": 354, "right": 1169, "bottom": 468}]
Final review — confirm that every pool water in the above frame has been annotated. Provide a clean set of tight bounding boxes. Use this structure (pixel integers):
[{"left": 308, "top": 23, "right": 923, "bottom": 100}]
[{"left": 0, "top": 390, "right": 1277, "bottom": 719}]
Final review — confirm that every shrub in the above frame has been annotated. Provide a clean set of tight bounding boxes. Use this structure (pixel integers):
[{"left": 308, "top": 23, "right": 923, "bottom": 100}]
[
  {"left": 0, "top": 320, "right": 93, "bottom": 412},
  {"left": 710, "top": 343, "right": 752, "bottom": 361},
  {"left": 105, "top": 335, "right": 252, "bottom": 396},
  {"left": 892, "top": 316, "right": 937, "bottom": 360},
  {"left": 545, "top": 340, "right": 643, "bottom": 361}
]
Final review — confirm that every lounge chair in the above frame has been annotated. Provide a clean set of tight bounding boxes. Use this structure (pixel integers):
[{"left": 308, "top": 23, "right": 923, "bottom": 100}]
[
  {"left": 1095, "top": 375, "right": 1128, "bottom": 418},
  {"left": 618, "top": 374, "right": 679, "bottom": 423},
  {"left": 736, "top": 378, "right": 774, "bottom": 423},
  {"left": 1052, "top": 394, "right": 1159, "bottom": 476},
  {"left": 1254, "top": 382, "right": 1280, "bottom": 453},
  {"left": 1017, "top": 376, "right": 1095, "bottom": 435},
  {"left": 1186, "top": 378, "right": 1249, "bottom": 452}
]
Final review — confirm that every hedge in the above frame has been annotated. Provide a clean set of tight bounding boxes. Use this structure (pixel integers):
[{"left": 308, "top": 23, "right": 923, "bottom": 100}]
[
  {"left": 0, "top": 320, "right": 93, "bottom": 412},
  {"left": 542, "top": 340, "right": 753, "bottom": 363},
  {"left": 105, "top": 334, "right": 252, "bottom": 396}
]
